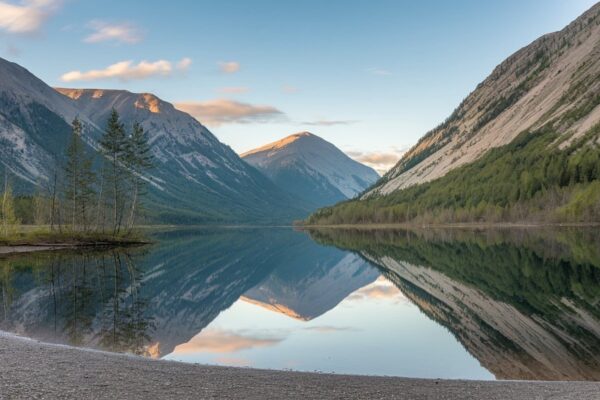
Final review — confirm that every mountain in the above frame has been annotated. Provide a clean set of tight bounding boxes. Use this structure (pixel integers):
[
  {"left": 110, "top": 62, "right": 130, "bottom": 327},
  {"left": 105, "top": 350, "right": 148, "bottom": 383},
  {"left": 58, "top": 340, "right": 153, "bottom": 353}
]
[
  {"left": 0, "top": 57, "right": 94, "bottom": 191},
  {"left": 55, "top": 88, "right": 310, "bottom": 223},
  {"left": 241, "top": 132, "right": 379, "bottom": 208},
  {"left": 375, "top": 3, "right": 600, "bottom": 195},
  {"left": 0, "top": 56, "right": 309, "bottom": 224},
  {"left": 308, "top": 3, "right": 600, "bottom": 224}
]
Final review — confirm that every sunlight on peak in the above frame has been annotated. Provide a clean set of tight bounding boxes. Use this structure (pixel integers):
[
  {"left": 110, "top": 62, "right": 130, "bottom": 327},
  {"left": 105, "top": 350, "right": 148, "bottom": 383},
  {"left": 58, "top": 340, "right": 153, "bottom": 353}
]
[
  {"left": 240, "top": 131, "right": 315, "bottom": 157},
  {"left": 54, "top": 88, "right": 85, "bottom": 100},
  {"left": 135, "top": 93, "right": 161, "bottom": 113}
]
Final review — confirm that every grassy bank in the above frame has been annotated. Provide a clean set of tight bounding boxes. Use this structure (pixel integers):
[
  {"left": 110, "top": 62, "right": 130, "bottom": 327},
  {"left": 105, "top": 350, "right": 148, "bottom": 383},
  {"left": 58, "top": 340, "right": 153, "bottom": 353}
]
[{"left": 0, "top": 226, "right": 150, "bottom": 248}]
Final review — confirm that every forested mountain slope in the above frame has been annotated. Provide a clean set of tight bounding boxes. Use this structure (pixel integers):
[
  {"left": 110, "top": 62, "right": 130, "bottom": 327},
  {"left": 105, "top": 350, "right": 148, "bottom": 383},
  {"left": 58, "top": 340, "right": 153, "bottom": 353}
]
[{"left": 308, "top": 3, "right": 600, "bottom": 225}]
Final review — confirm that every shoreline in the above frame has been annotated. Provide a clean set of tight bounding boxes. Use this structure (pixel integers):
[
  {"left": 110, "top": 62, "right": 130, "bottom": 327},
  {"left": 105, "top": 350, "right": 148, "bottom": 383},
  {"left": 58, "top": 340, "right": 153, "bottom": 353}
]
[
  {"left": 0, "top": 239, "right": 150, "bottom": 257},
  {"left": 298, "top": 221, "right": 600, "bottom": 230},
  {"left": 0, "top": 332, "right": 598, "bottom": 399},
  {"left": 0, "top": 241, "right": 150, "bottom": 256}
]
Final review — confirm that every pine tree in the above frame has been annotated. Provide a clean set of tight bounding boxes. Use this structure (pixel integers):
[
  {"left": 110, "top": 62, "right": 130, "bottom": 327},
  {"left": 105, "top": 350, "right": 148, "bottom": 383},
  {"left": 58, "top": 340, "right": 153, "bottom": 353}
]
[
  {"left": 124, "top": 122, "right": 154, "bottom": 231},
  {"left": 99, "top": 109, "right": 127, "bottom": 235},
  {"left": 64, "top": 118, "right": 96, "bottom": 231}
]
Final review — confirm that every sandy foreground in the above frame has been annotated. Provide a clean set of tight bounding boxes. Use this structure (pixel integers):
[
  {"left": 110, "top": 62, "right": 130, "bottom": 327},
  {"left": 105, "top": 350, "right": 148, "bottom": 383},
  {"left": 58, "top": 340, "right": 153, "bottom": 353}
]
[{"left": 1, "top": 333, "right": 599, "bottom": 400}]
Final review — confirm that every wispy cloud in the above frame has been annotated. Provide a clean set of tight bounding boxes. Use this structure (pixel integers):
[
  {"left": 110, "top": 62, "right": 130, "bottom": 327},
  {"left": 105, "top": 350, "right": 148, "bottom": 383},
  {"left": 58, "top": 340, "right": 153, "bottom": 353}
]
[
  {"left": 175, "top": 99, "right": 285, "bottom": 126},
  {"left": 217, "top": 86, "right": 249, "bottom": 94},
  {"left": 60, "top": 58, "right": 192, "bottom": 82},
  {"left": 219, "top": 61, "right": 240, "bottom": 74},
  {"left": 177, "top": 57, "right": 192, "bottom": 70},
  {"left": 4, "top": 44, "right": 21, "bottom": 56},
  {"left": 173, "top": 329, "right": 284, "bottom": 354},
  {"left": 282, "top": 85, "right": 298, "bottom": 94},
  {"left": 346, "top": 147, "right": 406, "bottom": 174},
  {"left": 347, "top": 276, "right": 408, "bottom": 303},
  {"left": 367, "top": 67, "right": 392, "bottom": 76},
  {"left": 301, "top": 119, "right": 358, "bottom": 126},
  {"left": 0, "top": 0, "right": 61, "bottom": 34},
  {"left": 84, "top": 20, "right": 143, "bottom": 44}
]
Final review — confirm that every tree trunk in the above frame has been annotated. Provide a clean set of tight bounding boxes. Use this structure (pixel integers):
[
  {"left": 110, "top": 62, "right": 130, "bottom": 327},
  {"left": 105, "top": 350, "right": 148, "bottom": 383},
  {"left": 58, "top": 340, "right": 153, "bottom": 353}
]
[
  {"left": 127, "top": 183, "right": 138, "bottom": 233},
  {"left": 95, "top": 172, "right": 104, "bottom": 233}
]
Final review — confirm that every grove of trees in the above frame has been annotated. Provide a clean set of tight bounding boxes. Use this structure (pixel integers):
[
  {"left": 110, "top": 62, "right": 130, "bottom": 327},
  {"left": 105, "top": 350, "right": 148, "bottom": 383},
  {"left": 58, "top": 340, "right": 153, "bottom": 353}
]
[{"left": 0, "top": 109, "right": 153, "bottom": 239}]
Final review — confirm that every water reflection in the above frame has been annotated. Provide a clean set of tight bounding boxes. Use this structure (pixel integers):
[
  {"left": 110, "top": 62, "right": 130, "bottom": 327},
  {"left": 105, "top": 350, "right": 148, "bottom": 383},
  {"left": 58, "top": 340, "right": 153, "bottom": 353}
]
[
  {"left": 1, "top": 227, "right": 599, "bottom": 380},
  {"left": 0, "top": 248, "right": 154, "bottom": 355},
  {"left": 309, "top": 228, "right": 600, "bottom": 380}
]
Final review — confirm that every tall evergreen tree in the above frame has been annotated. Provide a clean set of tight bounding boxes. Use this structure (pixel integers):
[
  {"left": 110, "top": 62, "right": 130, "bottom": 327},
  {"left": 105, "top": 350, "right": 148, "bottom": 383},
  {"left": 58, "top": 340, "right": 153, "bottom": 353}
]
[
  {"left": 64, "top": 118, "right": 96, "bottom": 231},
  {"left": 124, "top": 122, "right": 154, "bottom": 231},
  {"left": 99, "top": 109, "right": 127, "bottom": 235}
]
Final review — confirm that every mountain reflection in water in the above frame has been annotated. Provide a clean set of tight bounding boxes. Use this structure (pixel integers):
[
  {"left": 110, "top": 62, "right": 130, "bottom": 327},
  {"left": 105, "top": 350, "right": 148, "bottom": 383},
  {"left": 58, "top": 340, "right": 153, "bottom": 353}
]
[{"left": 1, "top": 227, "right": 598, "bottom": 380}]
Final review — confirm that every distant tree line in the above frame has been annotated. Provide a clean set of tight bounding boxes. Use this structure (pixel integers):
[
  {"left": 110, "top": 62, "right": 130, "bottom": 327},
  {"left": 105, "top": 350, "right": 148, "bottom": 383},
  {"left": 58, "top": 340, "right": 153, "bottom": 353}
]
[{"left": 0, "top": 109, "right": 153, "bottom": 238}]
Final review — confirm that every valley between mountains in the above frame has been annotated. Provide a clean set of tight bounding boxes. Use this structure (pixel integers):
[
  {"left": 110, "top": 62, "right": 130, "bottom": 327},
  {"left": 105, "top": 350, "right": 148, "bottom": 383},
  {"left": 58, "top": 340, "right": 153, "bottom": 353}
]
[
  {"left": 0, "top": 58, "right": 378, "bottom": 226},
  {"left": 2, "top": 3, "right": 600, "bottom": 227}
]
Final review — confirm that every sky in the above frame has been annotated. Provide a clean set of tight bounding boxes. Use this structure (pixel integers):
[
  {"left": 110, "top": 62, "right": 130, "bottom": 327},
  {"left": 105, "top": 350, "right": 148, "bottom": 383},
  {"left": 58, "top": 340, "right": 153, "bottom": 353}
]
[{"left": 0, "top": 0, "right": 597, "bottom": 173}]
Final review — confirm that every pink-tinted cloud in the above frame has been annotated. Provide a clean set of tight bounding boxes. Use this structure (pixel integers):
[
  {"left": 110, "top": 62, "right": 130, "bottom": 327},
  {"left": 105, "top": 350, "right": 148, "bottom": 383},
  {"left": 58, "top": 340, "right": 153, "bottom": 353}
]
[
  {"left": 84, "top": 20, "right": 143, "bottom": 44},
  {"left": 0, "top": 0, "right": 61, "bottom": 34},
  {"left": 217, "top": 86, "right": 250, "bottom": 94},
  {"left": 60, "top": 58, "right": 192, "bottom": 82},
  {"left": 301, "top": 119, "right": 358, "bottom": 126},
  {"left": 175, "top": 99, "right": 285, "bottom": 126},
  {"left": 346, "top": 147, "right": 406, "bottom": 174},
  {"left": 219, "top": 61, "right": 240, "bottom": 74}
]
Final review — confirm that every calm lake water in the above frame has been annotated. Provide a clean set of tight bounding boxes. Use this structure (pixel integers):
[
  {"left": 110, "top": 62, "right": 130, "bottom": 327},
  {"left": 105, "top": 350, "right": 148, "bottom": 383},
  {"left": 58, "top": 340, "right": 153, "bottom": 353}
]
[{"left": 1, "top": 227, "right": 599, "bottom": 380}]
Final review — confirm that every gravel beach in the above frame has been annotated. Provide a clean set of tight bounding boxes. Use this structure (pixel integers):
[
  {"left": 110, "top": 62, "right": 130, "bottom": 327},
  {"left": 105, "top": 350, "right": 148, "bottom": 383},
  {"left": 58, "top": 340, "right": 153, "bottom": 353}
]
[{"left": 1, "top": 333, "right": 599, "bottom": 399}]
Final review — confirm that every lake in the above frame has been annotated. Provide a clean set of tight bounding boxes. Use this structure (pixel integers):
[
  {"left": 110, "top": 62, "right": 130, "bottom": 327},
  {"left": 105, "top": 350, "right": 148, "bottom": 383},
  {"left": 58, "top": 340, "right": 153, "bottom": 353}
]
[{"left": 1, "top": 227, "right": 599, "bottom": 380}]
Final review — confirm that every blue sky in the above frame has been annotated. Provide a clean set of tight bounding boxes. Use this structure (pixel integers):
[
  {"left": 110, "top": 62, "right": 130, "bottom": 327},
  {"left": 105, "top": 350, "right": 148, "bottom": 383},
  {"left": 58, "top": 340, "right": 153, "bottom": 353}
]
[{"left": 1, "top": 0, "right": 597, "bottom": 172}]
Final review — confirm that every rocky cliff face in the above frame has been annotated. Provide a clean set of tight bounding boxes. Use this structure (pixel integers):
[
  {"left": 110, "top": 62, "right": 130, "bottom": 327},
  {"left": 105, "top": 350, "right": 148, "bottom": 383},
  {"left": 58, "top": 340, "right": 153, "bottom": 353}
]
[
  {"left": 0, "top": 58, "right": 96, "bottom": 190},
  {"left": 370, "top": 3, "right": 600, "bottom": 196}
]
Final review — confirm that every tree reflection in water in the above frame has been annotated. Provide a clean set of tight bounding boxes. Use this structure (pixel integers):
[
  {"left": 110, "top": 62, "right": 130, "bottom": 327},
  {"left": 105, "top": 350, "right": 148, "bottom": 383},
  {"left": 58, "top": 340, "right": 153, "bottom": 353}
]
[{"left": 0, "top": 248, "right": 154, "bottom": 356}]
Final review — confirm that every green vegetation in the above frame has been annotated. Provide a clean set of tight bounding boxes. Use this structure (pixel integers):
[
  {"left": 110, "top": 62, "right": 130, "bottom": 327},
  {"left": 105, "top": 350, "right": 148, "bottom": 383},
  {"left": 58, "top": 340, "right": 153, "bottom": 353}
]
[
  {"left": 309, "top": 227, "right": 600, "bottom": 319},
  {"left": 0, "top": 110, "right": 153, "bottom": 245},
  {"left": 308, "top": 123, "right": 600, "bottom": 225},
  {"left": 308, "top": 227, "right": 600, "bottom": 379},
  {"left": 1, "top": 179, "right": 19, "bottom": 237}
]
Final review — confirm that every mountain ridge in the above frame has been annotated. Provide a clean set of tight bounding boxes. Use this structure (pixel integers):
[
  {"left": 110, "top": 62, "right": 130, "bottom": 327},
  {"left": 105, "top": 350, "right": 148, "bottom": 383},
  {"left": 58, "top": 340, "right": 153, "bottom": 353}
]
[
  {"left": 0, "top": 59, "right": 310, "bottom": 223},
  {"left": 370, "top": 2, "right": 600, "bottom": 196}
]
